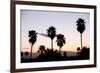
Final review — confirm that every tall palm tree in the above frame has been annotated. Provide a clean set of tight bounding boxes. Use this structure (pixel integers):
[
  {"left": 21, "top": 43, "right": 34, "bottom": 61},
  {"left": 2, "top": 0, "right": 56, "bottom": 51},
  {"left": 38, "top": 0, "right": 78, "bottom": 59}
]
[
  {"left": 28, "top": 30, "right": 37, "bottom": 59},
  {"left": 76, "top": 18, "right": 85, "bottom": 49},
  {"left": 56, "top": 34, "right": 66, "bottom": 52},
  {"left": 47, "top": 26, "right": 56, "bottom": 49}
]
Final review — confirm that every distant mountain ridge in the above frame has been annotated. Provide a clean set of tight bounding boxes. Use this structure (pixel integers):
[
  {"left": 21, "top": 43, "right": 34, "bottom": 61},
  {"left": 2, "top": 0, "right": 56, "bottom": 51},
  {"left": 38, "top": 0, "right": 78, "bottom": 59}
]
[{"left": 61, "top": 51, "right": 77, "bottom": 57}]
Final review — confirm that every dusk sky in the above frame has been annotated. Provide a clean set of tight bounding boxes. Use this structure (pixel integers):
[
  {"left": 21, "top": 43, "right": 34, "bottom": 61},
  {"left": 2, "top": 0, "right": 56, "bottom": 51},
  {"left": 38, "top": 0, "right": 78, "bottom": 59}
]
[{"left": 20, "top": 9, "right": 90, "bottom": 53}]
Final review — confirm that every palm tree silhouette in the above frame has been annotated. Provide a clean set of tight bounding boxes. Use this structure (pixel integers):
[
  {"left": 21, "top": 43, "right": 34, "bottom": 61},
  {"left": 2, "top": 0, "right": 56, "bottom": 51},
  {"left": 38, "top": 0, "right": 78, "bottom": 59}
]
[
  {"left": 38, "top": 45, "right": 46, "bottom": 54},
  {"left": 77, "top": 47, "right": 80, "bottom": 56},
  {"left": 76, "top": 18, "right": 85, "bottom": 49},
  {"left": 47, "top": 26, "right": 56, "bottom": 49},
  {"left": 24, "top": 51, "right": 29, "bottom": 59},
  {"left": 56, "top": 34, "right": 66, "bottom": 52},
  {"left": 28, "top": 30, "right": 37, "bottom": 59}
]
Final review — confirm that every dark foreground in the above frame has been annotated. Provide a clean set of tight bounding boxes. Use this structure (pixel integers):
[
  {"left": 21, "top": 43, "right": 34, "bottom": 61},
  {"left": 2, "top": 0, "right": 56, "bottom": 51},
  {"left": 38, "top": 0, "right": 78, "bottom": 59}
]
[{"left": 21, "top": 47, "right": 90, "bottom": 63}]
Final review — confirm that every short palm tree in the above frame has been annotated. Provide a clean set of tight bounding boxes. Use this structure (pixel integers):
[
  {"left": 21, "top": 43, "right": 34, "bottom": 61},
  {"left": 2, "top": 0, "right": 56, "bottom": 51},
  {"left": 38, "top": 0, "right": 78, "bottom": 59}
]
[
  {"left": 77, "top": 47, "right": 80, "bottom": 56},
  {"left": 24, "top": 52, "right": 29, "bottom": 59},
  {"left": 56, "top": 34, "right": 66, "bottom": 52},
  {"left": 47, "top": 26, "right": 56, "bottom": 49},
  {"left": 76, "top": 18, "right": 85, "bottom": 49},
  {"left": 38, "top": 45, "right": 46, "bottom": 54},
  {"left": 28, "top": 30, "right": 37, "bottom": 59}
]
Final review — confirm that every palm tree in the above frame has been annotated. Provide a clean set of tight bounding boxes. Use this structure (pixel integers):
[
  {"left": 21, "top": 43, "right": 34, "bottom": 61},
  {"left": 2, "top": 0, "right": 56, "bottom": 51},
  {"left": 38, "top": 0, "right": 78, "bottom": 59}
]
[
  {"left": 76, "top": 18, "right": 85, "bottom": 49},
  {"left": 56, "top": 34, "right": 66, "bottom": 52},
  {"left": 77, "top": 47, "right": 80, "bottom": 56},
  {"left": 28, "top": 30, "right": 37, "bottom": 59},
  {"left": 24, "top": 52, "right": 29, "bottom": 59},
  {"left": 38, "top": 45, "right": 46, "bottom": 54},
  {"left": 47, "top": 26, "right": 56, "bottom": 49}
]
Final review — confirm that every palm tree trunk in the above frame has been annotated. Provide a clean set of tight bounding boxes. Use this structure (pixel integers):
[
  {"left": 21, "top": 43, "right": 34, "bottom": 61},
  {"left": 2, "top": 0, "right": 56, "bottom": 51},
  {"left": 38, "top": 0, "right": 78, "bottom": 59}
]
[
  {"left": 59, "top": 47, "right": 61, "bottom": 52},
  {"left": 80, "top": 33, "right": 82, "bottom": 49},
  {"left": 30, "top": 45, "right": 33, "bottom": 59},
  {"left": 51, "top": 39, "right": 53, "bottom": 49}
]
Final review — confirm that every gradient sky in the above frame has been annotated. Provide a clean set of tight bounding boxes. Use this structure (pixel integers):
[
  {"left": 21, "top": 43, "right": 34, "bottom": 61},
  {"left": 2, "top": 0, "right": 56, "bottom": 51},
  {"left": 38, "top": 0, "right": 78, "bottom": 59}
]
[{"left": 20, "top": 9, "right": 90, "bottom": 53}]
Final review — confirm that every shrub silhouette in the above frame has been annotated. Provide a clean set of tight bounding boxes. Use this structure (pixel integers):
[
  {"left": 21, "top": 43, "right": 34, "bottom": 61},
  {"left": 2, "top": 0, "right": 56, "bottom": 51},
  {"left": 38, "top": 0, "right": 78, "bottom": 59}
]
[
  {"left": 24, "top": 51, "right": 29, "bottom": 56},
  {"left": 79, "top": 47, "right": 90, "bottom": 59},
  {"left": 21, "top": 52, "right": 24, "bottom": 57}
]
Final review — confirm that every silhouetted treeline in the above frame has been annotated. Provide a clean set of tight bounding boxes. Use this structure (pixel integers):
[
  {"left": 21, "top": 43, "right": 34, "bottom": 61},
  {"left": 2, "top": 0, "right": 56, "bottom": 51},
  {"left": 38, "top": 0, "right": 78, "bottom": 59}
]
[{"left": 21, "top": 47, "right": 90, "bottom": 63}]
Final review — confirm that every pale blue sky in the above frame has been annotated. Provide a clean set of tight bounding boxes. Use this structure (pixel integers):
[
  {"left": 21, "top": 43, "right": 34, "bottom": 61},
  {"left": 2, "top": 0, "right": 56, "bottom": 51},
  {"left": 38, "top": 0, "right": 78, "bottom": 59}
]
[{"left": 20, "top": 9, "right": 90, "bottom": 52}]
